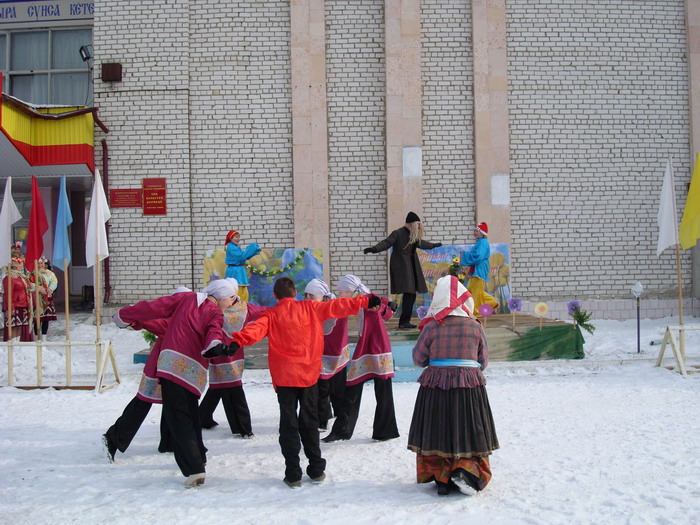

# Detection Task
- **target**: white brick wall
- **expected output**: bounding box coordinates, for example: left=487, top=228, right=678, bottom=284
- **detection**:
left=92, top=0, right=698, bottom=320
left=421, top=0, right=476, bottom=242
left=94, top=1, right=293, bottom=302
left=326, top=0, right=389, bottom=295
left=188, top=1, right=294, bottom=270
left=506, top=0, right=692, bottom=309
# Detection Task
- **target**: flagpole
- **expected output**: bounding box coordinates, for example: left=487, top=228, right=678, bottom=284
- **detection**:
left=64, top=259, right=72, bottom=386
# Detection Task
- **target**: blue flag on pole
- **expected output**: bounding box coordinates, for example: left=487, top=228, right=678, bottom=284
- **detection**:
left=52, top=177, right=73, bottom=270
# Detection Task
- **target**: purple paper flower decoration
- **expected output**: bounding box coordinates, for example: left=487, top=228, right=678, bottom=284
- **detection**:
left=567, top=300, right=581, bottom=315
left=507, top=297, right=522, bottom=312
left=478, top=304, right=494, bottom=317
left=416, top=305, right=429, bottom=320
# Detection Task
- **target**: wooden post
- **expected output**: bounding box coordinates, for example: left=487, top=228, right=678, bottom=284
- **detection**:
left=675, top=245, right=685, bottom=360
left=64, top=258, right=72, bottom=386
left=6, top=270, right=14, bottom=386
left=33, top=263, right=42, bottom=386
left=95, top=256, right=101, bottom=375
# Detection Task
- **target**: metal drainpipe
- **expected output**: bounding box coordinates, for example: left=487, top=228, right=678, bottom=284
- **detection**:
left=101, top=139, right=112, bottom=303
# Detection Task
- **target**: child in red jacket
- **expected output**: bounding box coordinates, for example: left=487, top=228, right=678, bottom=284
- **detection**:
left=229, top=277, right=380, bottom=488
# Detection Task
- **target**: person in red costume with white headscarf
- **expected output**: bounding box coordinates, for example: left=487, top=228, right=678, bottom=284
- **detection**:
left=322, top=274, right=399, bottom=443
left=407, top=275, right=499, bottom=496
left=199, top=278, right=266, bottom=438
left=111, top=279, right=238, bottom=488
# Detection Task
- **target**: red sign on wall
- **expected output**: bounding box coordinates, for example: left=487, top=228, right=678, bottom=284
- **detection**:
left=110, top=189, right=142, bottom=208
left=142, top=178, right=167, bottom=216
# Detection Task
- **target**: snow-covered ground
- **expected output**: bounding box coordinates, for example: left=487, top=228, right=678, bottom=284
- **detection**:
left=0, top=316, right=699, bottom=524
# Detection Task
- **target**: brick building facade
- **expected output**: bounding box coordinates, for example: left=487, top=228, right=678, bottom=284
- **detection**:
left=87, top=0, right=700, bottom=319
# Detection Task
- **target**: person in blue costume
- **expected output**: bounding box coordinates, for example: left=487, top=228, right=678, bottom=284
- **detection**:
left=460, top=222, right=499, bottom=317
left=224, top=230, right=261, bottom=302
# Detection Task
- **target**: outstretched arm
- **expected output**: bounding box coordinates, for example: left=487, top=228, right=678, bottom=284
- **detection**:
left=364, top=229, right=400, bottom=254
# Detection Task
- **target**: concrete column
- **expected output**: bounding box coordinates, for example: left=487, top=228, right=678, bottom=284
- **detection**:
left=686, top=0, right=700, bottom=297
left=290, top=0, right=331, bottom=280
left=471, top=0, right=511, bottom=243
left=385, top=0, right=423, bottom=230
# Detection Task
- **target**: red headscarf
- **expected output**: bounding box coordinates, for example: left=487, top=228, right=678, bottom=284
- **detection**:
left=225, top=230, right=239, bottom=245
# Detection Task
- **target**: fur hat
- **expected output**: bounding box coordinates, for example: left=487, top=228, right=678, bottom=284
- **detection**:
left=476, top=222, right=488, bottom=237
left=405, top=211, right=420, bottom=223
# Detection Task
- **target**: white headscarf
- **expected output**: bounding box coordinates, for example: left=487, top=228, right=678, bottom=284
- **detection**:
left=201, top=279, right=238, bottom=301
left=224, top=277, right=240, bottom=297
left=304, top=278, right=335, bottom=299
left=427, top=275, right=474, bottom=322
left=337, top=274, right=370, bottom=295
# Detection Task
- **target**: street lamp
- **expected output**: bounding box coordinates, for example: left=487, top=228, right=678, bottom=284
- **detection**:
left=631, top=282, right=644, bottom=353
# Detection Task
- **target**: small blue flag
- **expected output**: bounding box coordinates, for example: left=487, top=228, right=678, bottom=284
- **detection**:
left=52, top=177, right=73, bottom=270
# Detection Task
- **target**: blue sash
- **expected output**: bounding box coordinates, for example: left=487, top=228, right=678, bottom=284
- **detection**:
left=429, top=359, right=480, bottom=368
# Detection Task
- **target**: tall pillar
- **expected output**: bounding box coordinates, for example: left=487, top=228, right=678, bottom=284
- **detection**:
left=290, top=0, right=331, bottom=280
left=472, top=0, right=511, bottom=243
left=385, top=0, right=423, bottom=230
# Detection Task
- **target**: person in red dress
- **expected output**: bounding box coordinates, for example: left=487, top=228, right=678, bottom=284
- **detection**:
left=3, top=256, right=35, bottom=342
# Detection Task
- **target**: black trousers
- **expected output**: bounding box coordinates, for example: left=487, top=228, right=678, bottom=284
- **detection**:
left=276, top=385, right=326, bottom=482
left=317, top=368, right=347, bottom=428
left=161, top=379, right=207, bottom=477
left=106, top=396, right=152, bottom=453
left=105, top=395, right=173, bottom=454
left=198, top=386, right=252, bottom=436
left=399, top=293, right=416, bottom=326
left=329, top=378, right=400, bottom=441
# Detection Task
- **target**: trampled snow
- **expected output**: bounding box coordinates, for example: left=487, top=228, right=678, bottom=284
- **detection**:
left=0, top=316, right=699, bottom=524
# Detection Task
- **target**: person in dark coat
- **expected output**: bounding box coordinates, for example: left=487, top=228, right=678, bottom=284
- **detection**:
left=363, top=212, right=441, bottom=328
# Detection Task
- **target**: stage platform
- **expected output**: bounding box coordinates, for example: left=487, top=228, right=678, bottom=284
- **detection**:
left=133, top=314, right=585, bottom=381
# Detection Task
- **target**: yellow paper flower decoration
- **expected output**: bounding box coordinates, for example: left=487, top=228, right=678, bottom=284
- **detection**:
left=534, top=302, right=549, bottom=317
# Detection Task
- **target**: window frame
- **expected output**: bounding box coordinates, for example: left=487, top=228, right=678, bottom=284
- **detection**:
left=0, top=26, right=93, bottom=106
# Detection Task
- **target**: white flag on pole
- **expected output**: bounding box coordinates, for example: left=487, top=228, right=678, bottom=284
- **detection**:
left=0, top=177, right=22, bottom=268
left=85, top=169, right=111, bottom=267
left=657, top=159, right=680, bottom=257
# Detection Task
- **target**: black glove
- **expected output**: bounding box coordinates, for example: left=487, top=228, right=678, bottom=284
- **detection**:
left=387, top=301, right=398, bottom=313
left=203, top=343, right=229, bottom=358
left=433, top=242, right=442, bottom=248
left=225, top=341, right=240, bottom=356
left=367, top=295, right=381, bottom=309
left=363, top=247, right=376, bottom=254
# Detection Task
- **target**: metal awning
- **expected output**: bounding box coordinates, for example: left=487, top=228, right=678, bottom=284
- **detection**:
left=0, top=93, right=108, bottom=193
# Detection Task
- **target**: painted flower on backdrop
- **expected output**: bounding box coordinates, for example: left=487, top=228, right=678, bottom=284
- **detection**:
left=534, top=302, right=549, bottom=317
left=507, top=297, right=522, bottom=312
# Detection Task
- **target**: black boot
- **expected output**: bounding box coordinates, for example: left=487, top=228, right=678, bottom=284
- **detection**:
left=435, top=480, right=450, bottom=496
